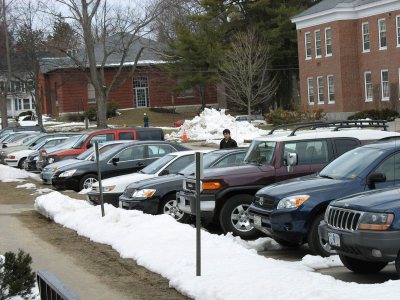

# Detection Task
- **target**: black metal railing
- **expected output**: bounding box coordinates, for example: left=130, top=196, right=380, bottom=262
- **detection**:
left=36, top=271, right=79, bottom=300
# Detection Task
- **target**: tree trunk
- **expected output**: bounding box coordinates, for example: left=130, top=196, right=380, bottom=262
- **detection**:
left=0, top=93, right=7, bottom=129
left=34, top=62, right=43, bottom=127
left=2, top=0, right=10, bottom=129
left=96, top=92, right=107, bottom=128
left=198, top=84, right=206, bottom=110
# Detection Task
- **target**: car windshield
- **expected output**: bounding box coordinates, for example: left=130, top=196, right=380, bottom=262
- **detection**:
left=6, top=133, right=31, bottom=142
left=31, top=140, right=48, bottom=150
left=319, top=147, right=386, bottom=180
left=179, top=152, right=224, bottom=175
left=243, top=141, right=276, bottom=165
left=83, top=143, right=122, bottom=160
left=72, top=133, right=90, bottom=149
left=23, top=135, right=38, bottom=145
left=51, top=135, right=81, bottom=151
left=139, top=154, right=176, bottom=174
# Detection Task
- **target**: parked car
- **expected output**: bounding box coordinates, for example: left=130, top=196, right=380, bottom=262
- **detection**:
left=4, top=137, right=70, bottom=168
left=0, top=125, right=45, bottom=140
left=235, top=115, right=266, bottom=126
left=40, top=140, right=133, bottom=185
left=319, top=186, right=400, bottom=276
left=87, top=150, right=211, bottom=207
left=120, top=148, right=247, bottom=222
left=52, top=141, right=189, bottom=192
left=179, top=120, right=399, bottom=240
left=1, top=131, right=39, bottom=148
left=248, top=139, right=400, bottom=256
left=40, top=127, right=165, bottom=168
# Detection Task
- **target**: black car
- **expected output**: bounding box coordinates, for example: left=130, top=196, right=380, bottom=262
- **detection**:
left=119, top=148, right=247, bottom=222
left=52, top=141, right=189, bottom=191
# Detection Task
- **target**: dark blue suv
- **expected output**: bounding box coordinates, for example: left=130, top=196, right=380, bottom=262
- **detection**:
left=319, top=186, right=400, bottom=276
left=248, top=140, right=400, bottom=256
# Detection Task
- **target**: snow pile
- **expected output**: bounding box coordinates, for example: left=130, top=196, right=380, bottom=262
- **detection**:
left=35, top=191, right=400, bottom=300
left=0, top=165, right=40, bottom=182
left=16, top=183, right=36, bottom=189
left=165, top=108, right=267, bottom=145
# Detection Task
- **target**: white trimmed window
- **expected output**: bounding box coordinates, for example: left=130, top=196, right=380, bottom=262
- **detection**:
left=362, top=22, right=370, bottom=52
left=305, top=32, right=311, bottom=59
left=307, top=77, right=314, bottom=104
left=325, top=28, right=332, bottom=56
left=327, top=75, right=335, bottom=103
left=364, top=72, right=373, bottom=102
left=381, top=69, right=389, bottom=101
left=378, top=19, right=387, bottom=50
left=87, top=83, right=96, bottom=103
left=317, top=76, right=324, bottom=104
left=396, top=16, right=400, bottom=47
left=315, top=30, right=321, bottom=58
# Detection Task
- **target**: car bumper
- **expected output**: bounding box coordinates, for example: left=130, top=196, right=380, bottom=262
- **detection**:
left=177, top=191, right=216, bottom=221
left=4, top=159, right=18, bottom=167
left=52, top=176, right=80, bottom=191
left=319, top=221, right=400, bottom=262
left=118, top=195, right=160, bottom=214
left=87, top=192, right=122, bottom=208
left=41, top=171, right=54, bottom=185
left=36, top=160, right=47, bottom=171
left=248, top=205, right=307, bottom=244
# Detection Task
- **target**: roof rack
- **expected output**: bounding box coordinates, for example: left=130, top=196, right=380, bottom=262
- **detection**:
left=268, top=120, right=388, bottom=137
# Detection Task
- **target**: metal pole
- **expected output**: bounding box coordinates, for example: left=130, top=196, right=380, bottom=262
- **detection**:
left=95, top=142, right=105, bottom=217
left=195, top=152, right=202, bottom=276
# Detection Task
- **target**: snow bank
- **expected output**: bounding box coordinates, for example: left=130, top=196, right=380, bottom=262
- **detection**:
left=0, top=165, right=40, bottom=182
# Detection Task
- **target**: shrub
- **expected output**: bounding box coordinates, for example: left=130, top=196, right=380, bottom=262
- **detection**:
left=0, top=249, right=36, bottom=299
left=266, top=108, right=326, bottom=126
left=348, top=109, right=399, bottom=121
left=65, top=113, right=85, bottom=122
left=83, top=101, right=119, bottom=121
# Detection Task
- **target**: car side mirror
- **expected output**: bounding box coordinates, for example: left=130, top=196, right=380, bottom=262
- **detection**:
left=111, top=157, right=119, bottom=165
left=159, top=169, right=169, bottom=176
left=286, top=153, right=298, bottom=173
left=367, top=172, right=386, bottom=186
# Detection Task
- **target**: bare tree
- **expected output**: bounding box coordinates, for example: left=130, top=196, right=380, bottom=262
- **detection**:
left=219, top=28, right=278, bottom=115
left=48, top=0, right=165, bottom=128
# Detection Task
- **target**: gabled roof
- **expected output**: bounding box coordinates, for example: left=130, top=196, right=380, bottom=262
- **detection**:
left=40, top=35, right=166, bottom=74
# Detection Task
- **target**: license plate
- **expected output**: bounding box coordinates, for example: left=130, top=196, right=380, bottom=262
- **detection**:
left=328, top=232, right=341, bottom=247
left=254, top=215, right=262, bottom=226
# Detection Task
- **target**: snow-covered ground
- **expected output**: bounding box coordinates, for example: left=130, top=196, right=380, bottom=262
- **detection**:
left=33, top=191, right=399, bottom=300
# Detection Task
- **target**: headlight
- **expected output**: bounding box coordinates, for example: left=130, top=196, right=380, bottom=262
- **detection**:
left=277, top=195, right=310, bottom=209
left=48, top=157, right=55, bottom=163
left=358, top=212, right=394, bottom=230
left=103, top=185, right=116, bottom=192
left=132, top=189, right=156, bottom=198
left=59, top=169, right=77, bottom=177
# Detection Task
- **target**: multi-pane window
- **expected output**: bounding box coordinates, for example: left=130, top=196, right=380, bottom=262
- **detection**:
left=381, top=70, right=389, bottom=100
left=87, top=83, right=96, bottom=103
left=133, top=76, right=149, bottom=107
left=327, top=75, right=335, bottom=103
left=315, top=30, right=322, bottom=58
left=364, top=72, right=373, bottom=102
left=305, top=32, right=312, bottom=59
left=307, top=77, right=314, bottom=104
left=397, top=16, right=400, bottom=47
left=317, top=76, right=324, bottom=104
left=325, top=28, right=332, bottom=56
left=378, top=19, right=387, bottom=49
left=362, top=22, right=370, bottom=52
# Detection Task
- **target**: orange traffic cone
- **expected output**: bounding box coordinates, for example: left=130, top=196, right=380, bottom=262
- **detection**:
left=182, top=130, right=188, bottom=141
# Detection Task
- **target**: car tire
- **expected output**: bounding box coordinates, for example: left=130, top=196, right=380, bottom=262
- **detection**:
left=79, top=174, right=98, bottom=192
left=308, top=213, right=336, bottom=257
left=159, top=194, right=190, bottom=223
left=273, top=237, right=301, bottom=248
left=17, top=157, right=26, bottom=169
left=340, top=254, right=388, bottom=273
left=219, top=194, right=261, bottom=240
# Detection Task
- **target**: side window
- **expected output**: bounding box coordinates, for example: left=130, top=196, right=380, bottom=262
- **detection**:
left=45, top=140, right=59, bottom=147
left=284, top=140, right=329, bottom=165
left=165, top=155, right=194, bottom=174
left=374, top=152, right=400, bottom=183
left=148, top=145, right=175, bottom=158
left=212, top=152, right=246, bottom=168
left=334, top=138, right=360, bottom=157
left=115, top=146, right=145, bottom=162
left=119, top=132, right=134, bottom=140
left=88, top=133, right=115, bottom=147
left=136, top=130, right=163, bottom=141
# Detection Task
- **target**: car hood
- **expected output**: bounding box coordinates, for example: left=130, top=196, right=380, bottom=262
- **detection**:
left=331, top=187, right=400, bottom=212
left=58, top=159, right=95, bottom=172
left=201, top=163, right=273, bottom=179
left=256, top=175, right=355, bottom=200
left=8, top=149, right=33, bottom=158
left=92, top=173, right=155, bottom=193
left=43, top=158, right=81, bottom=172
left=126, top=174, right=184, bottom=189
left=4, top=145, right=27, bottom=154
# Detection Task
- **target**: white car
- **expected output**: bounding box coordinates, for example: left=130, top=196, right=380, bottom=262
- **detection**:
left=5, top=137, right=69, bottom=168
left=87, top=149, right=210, bottom=207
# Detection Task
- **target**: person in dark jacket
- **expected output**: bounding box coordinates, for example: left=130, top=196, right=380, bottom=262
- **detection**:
left=220, top=129, right=238, bottom=149
left=144, top=113, right=149, bottom=127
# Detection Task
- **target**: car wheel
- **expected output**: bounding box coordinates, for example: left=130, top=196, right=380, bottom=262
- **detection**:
left=219, top=194, right=261, bottom=240
left=307, top=213, right=336, bottom=257
left=340, top=254, right=388, bottom=273
left=79, top=174, right=98, bottom=191
left=273, top=237, right=301, bottom=248
left=159, top=194, right=190, bottom=223
left=17, top=157, right=26, bottom=169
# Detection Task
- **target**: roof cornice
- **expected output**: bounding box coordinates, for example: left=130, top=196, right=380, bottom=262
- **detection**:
left=292, top=0, right=400, bottom=30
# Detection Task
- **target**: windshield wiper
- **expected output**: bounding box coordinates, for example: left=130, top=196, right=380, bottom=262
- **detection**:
left=319, top=174, right=334, bottom=179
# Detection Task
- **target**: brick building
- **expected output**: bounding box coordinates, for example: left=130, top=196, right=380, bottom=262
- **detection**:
left=38, top=36, right=218, bottom=117
left=292, top=0, right=400, bottom=119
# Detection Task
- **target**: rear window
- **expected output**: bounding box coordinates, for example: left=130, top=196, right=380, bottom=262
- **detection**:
left=136, top=130, right=164, bottom=141
left=119, top=132, right=135, bottom=140
left=334, top=138, right=360, bottom=157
